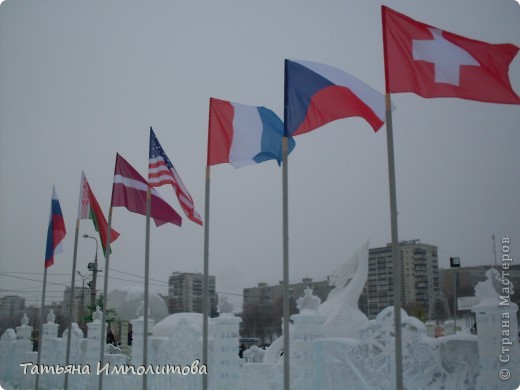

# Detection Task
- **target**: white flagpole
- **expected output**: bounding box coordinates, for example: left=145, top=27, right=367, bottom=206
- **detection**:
left=202, top=165, right=211, bottom=390
left=382, top=11, right=404, bottom=386
left=282, top=62, right=291, bottom=390
left=36, top=187, right=61, bottom=390
left=385, top=93, right=403, bottom=389
left=63, top=219, right=80, bottom=390
left=142, top=187, right=152, bottom=390
left=281, top=136, right=290, bottom=390
left=64, top=173, right=86, bottom=389
left=35, top=265, right=48, bottom=390
left=98, top=205, right=113, bottom=390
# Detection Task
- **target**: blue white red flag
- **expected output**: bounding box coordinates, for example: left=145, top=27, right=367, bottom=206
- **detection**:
left=45, top=186, right=66, bottom=268
left=208, top=98, right=295, bottom=168
left=284, top=60, right=388, bottom=136
left=148, top=128, right=202, bottom=226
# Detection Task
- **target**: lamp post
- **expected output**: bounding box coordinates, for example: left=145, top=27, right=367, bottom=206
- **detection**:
left=77, top=271, right=91, bottom=331
left=450, top=257, right=460, bottom=334
left=83, top=234, right=99, bottom=308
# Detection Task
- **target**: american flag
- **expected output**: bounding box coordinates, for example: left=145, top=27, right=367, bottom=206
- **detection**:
left=148, top=128, right=202, bottom=226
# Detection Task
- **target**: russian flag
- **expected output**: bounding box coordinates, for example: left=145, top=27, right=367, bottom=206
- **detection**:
left=285, top=60, right=388, bottom=136
left=45, top=186, right=66, bottom=268
left=208, top=98, right=295, bottom=168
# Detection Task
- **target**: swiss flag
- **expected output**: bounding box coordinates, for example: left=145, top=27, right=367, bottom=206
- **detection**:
left=382, top=6, right=520, bottom=104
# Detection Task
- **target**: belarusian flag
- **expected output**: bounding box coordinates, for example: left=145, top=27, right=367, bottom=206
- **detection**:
left=79, top=172, right=120, bottom=254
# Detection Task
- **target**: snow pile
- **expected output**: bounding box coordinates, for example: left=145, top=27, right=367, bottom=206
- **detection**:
left=152, top=312, right=203, bottom=337
left=107, top=286, right=169, bottom=323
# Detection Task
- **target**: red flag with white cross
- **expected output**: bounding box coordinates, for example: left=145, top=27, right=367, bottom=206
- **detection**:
left=382, top=6, right=520, bottom=104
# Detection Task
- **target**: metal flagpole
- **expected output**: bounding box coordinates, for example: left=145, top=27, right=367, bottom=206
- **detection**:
left=142, top=187, right=152, bottom=390
left=282, top=136, right=290, bottom=390
left=385, top=93, right=403, bottom=390
left=98, top=206, right=113, bottom=390
left=64, top=219, right=80, bottom=390
left=202, top=165, right=211, bottom=390
left=282, top=62, right=291, bottom=389
left=35, top=265, right=48, bottom=390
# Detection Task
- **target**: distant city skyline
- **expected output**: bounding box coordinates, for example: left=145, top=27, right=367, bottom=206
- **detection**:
left=1, top=0, right=519, bottom=313
left=0, top=238, right=502, bottom=313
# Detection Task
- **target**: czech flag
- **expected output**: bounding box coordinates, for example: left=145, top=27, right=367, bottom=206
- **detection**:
left=207, top=98, right=295, bottom=168
left=284, top=60, right=388, bottom=136
left=45, top=186, right=66, bottom=268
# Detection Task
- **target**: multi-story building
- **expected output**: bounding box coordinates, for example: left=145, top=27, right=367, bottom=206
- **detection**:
left=243, top=278, right=332, bottom=311
left=242, top=278, right=333, bottom=343
left=0, top=295, right=25, bottom=317
left=362, top=240, right=440, bottom=319
left=0, top=295, right=26, bottom=330
left=63, top=286, right=90, bottom=325
left=168, top=272, right=218, bottom=317
left=241, top=241, right=440, bottom=327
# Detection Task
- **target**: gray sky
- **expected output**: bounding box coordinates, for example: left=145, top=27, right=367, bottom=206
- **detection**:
left=1, top=0, right=519, bottom=312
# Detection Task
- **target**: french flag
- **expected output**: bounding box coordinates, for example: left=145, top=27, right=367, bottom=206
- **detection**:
left=284, top=60, right=388, bottom=136
left=45, top=186, right=66, bottom=268
left=207, top=98, right=295, bottom=168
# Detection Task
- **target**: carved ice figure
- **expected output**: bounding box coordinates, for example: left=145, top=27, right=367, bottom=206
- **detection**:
left=62, top=322, right=84, bottom=339
left=471, top=267, right=519, bottom=389
left=317, top=241, right=369, bottom=337
left=20, top=313, right=29, bottom=327
left=262, top=317, right=294, bottom=363
left=244, top=345, right=265, bottom=363
left=0, top=329, right=17, bottom=384
left=93, top=306, right=103, bottom=322
left=47, top=309, right=55, bottom=323
left=136, top=301, right=145, bottom=318
left=474, top=267, right=513, bottom=302
left=263, top=242, right=369, bottom=363
left=218, top=296, right=234, bottom=315
left=136, top=300, right=152, bottom=319
left=296, top=287, right=321, bottom=313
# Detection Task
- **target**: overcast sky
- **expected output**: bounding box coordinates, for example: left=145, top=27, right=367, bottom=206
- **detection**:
left=1, top=0, right=519, bottom=313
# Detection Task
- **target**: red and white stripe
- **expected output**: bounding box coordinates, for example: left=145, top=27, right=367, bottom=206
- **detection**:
left=149, top=156, right=202, bottom=226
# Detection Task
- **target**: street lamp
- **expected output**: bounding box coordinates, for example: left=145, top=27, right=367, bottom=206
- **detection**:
left=77, top=271, right=91, bottom=330
left=450, top=257, right=460, bottom=334
left=83, top=234, right=99, bottom=308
